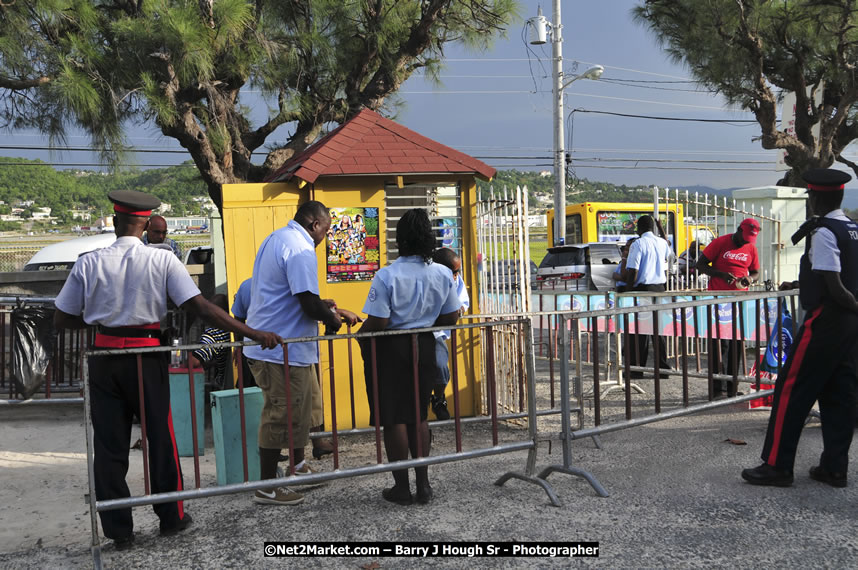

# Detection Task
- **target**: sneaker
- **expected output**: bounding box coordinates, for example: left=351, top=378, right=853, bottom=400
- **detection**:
left=159, top=513, right=193, bottom=536
left=253, top=488, right=304, bottom=506
left=288, top=462, right=328, bottom=489
left=431, top=395, right=451, bottom=421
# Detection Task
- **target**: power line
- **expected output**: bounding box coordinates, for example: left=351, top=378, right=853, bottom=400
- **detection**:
left=442, top=58, right=696, bottom=81
left=400, top=89, right=741, bottom=111
left=571, top=108, right=757, bottom=124
left=0, top=144, right=192, bottom=154
left=597, top=78, right=713, bottom=93
left=576, top=165, right=774, bottom=172
left=572, top=157, right=772, bottom=164
left=0, top=162, right=195, bottom=168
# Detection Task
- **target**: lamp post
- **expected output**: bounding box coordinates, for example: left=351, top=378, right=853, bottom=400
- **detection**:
left=529, top=3, right=603, bottom=246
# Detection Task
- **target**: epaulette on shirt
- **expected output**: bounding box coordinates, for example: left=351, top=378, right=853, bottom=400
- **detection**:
left=77, top=249, right=101, bottom=259
left=791, top=216, right=822, bottom=246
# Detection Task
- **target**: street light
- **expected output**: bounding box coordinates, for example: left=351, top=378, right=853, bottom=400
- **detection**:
left=529, top=4, right=603, bottom=246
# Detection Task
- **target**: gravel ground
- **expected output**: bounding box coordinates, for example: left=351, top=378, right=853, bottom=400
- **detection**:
left=3, top=359, right=857, bottom=569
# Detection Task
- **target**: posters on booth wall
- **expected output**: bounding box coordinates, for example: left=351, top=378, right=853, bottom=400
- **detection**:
left=326, top=207, right=380, bottom=282
left=439, top=218, right=459, bottom=249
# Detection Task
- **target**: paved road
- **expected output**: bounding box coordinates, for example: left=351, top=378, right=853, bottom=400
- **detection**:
left=2, top=396, right=856, bottom=569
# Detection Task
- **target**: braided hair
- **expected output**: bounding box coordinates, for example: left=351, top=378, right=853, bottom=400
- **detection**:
left=396, top=208, right=435, bottom=263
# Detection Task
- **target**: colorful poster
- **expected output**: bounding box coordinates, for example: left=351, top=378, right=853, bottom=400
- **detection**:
left=596, top=211, right=675, bottom=243
left=326, top=207, right=380, bottom=282
left=439, top=218, right=459, bottom=249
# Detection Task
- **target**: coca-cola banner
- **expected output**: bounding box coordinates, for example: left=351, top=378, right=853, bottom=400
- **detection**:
left=534, top=291, right=780, bottom=340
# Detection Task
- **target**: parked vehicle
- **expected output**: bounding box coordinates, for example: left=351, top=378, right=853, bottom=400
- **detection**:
left=24, top=236, right=214, bottom=272
left=483, top=259, right=538, bottom=290
left=547, top=201, right=687, bottom=254
left=535, top=242, right=623, bottom=291
left=23, top=233, right=117, bottom=271
left=184, top=246, right=214, bottom=265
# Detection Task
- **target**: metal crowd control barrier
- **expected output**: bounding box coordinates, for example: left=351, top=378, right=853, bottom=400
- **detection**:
left=0, top=297, right=88, bottom=404
left=81, top=318, right=556, bottom=569
left=526, top=289, right=797, bottom=503
left=0, top=300, right=196, bottom=404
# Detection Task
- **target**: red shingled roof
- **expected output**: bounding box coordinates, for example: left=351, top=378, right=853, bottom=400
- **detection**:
left=266, top=108, right=496, bottom=183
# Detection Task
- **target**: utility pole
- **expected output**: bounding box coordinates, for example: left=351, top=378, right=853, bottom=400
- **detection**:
left=530, top=2, right=601, bottom=246
left=551, top=0, right=566, bottom=246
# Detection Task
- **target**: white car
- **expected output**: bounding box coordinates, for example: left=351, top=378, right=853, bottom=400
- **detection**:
left=23, top=233, right=117, bottom=271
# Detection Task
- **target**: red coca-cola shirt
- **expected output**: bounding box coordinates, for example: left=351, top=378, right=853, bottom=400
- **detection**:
left=702, top=234, right=759, bottom=290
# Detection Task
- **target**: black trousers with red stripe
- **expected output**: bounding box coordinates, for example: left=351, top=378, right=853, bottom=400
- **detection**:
left=89, top=351, right=185, bottom=539
left=761, top=304, right=858, bottom=473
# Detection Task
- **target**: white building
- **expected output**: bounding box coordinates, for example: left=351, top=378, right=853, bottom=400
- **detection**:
left=163, top=216, right=209, bottom=231
left=94, top=217, right=115, bottom=231
left=31, top=207, right=52, bottom=220
left=732, top=185, right=807, bottom=284
left=70, top=210, right=92, bottom=221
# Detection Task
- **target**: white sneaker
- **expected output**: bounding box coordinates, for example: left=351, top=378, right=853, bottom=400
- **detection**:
left=253, top=487, right=304, bottom=506
left=288, top=462, right=328, bottom=489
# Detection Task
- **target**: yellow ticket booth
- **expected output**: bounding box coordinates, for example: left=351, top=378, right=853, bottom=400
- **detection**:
left=221, top=109, right=495, bottom=429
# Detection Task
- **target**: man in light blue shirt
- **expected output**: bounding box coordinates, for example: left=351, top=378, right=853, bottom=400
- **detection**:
left=625, top=216, right=671, bottom=288
left=231, top=278, right=252, bottom=321
left=245, top=201, right=359, bottom=507
left=621, top=215, right=673, bottom=378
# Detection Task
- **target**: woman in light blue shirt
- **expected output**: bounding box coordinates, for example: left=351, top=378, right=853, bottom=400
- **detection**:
left=358, top=209, right=461, bottom=506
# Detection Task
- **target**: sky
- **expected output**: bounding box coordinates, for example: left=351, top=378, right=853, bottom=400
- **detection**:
left=4, top=0, right=852, bottom=192
left=394, top=0, right=777, bottom=191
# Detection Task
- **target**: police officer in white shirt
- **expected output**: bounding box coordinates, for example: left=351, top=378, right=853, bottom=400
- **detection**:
left=743, top=168, right=858, bottom=488
left=54, top=190, right=282, bottom=549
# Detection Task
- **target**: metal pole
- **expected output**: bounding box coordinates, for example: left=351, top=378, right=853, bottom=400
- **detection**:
left=81, top=354, right=101, bottom=557
left=552, top=0, right=565, bottom=246
left=557, top=315, right=571, bottom=468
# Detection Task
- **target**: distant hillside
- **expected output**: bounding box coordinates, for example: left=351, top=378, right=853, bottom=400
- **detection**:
left=0, top=157, right=208, bottom=222
left=476, top=170, right=740, bottom=212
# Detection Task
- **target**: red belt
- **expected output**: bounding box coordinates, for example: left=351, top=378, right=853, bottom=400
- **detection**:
left=94, top=323, right=161, bottom=349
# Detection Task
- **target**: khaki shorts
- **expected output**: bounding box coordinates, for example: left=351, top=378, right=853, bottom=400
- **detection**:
left=310, top=365, right=323, bottom=428
left=249, top=360, right=315, bottom=450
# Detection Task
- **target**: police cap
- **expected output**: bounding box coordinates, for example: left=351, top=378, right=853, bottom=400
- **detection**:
left=801, top=168, right=851, bottom=192
left=108, top=190, right=161, bottom=216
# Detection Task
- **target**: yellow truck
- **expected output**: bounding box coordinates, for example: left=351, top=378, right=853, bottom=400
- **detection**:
left=546, top=201, right=698, bottom=253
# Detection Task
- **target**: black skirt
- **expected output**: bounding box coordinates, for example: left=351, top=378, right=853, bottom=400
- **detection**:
left=360, top=331, right=438, bottom=426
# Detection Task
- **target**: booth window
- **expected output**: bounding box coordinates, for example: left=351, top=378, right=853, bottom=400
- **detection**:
left=384, top=182, right=463, bottom=264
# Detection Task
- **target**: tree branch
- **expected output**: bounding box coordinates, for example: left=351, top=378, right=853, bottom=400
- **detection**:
left=0, top=75, right=51, bottom=89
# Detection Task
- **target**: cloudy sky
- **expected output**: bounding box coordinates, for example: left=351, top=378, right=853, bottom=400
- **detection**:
left=7, top=1, right=853, bottom=192
left=394, top=0, right=784, bottom=191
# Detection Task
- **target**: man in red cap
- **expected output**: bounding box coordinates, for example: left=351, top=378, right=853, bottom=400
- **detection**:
left=54, top=190, right=283, bottom=549
left=696, top=218, right=761, bottom=396
left=742, top=168, right=858, bottom=488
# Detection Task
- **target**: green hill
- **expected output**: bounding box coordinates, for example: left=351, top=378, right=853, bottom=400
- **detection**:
left=0, top=157, right=208, bottom=224
left=477, top=170, right=658, bottom=212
